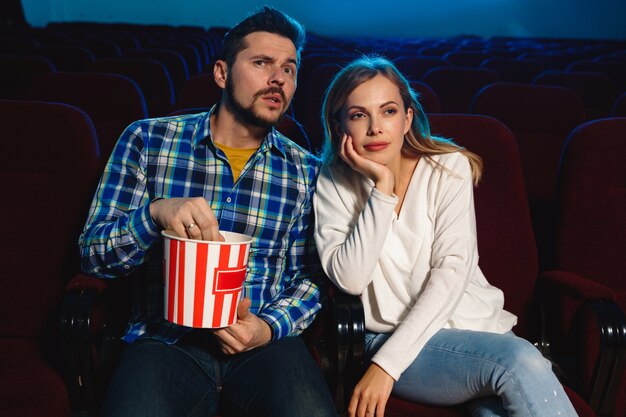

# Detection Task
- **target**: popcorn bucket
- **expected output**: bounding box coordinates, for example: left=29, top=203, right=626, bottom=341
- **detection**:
left=161, top=230, right=253, bottom=328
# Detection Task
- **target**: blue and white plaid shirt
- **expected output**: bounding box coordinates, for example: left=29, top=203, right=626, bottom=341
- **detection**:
left=79, top=106, right=324, bottom=343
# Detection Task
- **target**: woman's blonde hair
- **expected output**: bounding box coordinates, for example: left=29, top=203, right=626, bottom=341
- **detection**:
left=320, top=55, right=482, bottom=184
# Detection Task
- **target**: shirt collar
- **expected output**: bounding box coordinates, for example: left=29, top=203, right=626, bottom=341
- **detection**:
left=194, top=103, right=287, bottom=159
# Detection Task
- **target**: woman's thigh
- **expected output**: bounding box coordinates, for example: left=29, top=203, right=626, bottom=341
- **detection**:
left=368, top=329, right=576, bottom=417
left=367, top=329, right=544, bottom=405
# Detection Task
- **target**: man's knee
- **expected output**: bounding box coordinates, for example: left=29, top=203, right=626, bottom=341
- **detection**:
left=223, top=337, right=337, bottom=416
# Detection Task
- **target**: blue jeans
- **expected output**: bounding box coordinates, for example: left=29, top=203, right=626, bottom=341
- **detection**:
left=365, top=329, right=578, bottom=417
left=103, top=332, right=337, bottom=417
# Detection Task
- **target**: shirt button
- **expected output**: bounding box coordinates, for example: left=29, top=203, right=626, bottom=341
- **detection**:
left=226, top=197, right=232, bottom=203
left=124, top=265, right=130, bottom=270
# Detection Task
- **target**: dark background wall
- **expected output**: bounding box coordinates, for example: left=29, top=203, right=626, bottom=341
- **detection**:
left=20, top=0, right=626, bottom=40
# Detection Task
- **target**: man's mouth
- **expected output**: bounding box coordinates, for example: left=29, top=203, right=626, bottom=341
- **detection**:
left=257, top=88, right=286, bottom=107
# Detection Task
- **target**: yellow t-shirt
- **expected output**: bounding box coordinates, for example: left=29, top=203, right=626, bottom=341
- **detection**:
left=214, top=142, right=259, bottom=181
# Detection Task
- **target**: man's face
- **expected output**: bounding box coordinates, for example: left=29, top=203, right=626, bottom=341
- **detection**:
left=223, top=31, right=298, bottom=129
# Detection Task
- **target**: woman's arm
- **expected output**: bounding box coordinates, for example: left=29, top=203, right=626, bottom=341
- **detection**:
left=314, top=163, right=397, bottom=295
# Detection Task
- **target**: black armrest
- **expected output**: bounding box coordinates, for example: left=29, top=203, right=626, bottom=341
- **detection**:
left=59, top=274, right=129, bottom=413
left=585, top=300, right=626, bottom=416
left=539, top=270, right=626, bottom=416
left=326, top=291, right=366, bottom=411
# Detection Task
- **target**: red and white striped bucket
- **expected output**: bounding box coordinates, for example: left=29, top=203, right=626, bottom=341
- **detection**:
left=161, top=231, right=253, bottom=328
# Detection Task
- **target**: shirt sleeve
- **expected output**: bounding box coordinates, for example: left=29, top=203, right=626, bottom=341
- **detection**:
left=371, top=154, right=479, bottom=380
left=257, top=169, right=325, bottom=340
left=79, top=121, right=162, bottom=278
left=314, top=163, right=398, bottom=295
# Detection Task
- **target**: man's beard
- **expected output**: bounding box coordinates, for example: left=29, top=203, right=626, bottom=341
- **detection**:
left=224, top=77, right=287, bottom=130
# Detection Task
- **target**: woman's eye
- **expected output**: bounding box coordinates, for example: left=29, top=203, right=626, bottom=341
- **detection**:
left=384, top=108, right=397, bottom=115
left=349, top=112, right=365, bottom=120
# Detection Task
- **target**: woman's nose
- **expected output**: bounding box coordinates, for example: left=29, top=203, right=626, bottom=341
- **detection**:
left=367, top=117, right=382, bottom=135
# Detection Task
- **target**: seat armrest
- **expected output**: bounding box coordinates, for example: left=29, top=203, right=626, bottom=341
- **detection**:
left=59, top=274, right=129, bottom=413
left=327, top=291, right=366, bottom=411
left=540, top=270, right=616, bottom=300
left=539, top=270, right=626, bottom=416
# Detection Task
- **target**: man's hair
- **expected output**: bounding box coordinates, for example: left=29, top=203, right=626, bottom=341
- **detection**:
left=218, top=6, right=306, bottom=67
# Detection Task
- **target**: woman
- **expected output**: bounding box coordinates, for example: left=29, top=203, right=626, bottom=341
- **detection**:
left=313, top=55, right=577, bottom=417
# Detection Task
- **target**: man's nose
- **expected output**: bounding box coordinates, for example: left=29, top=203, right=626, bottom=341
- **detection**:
left=269, top=67, right=286, bottom=85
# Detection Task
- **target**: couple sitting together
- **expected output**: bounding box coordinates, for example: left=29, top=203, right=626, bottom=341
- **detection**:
left=79, top=6, right=578, bottom=417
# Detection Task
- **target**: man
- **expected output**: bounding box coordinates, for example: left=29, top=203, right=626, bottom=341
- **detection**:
left=79, top=6, right=336, bottom=417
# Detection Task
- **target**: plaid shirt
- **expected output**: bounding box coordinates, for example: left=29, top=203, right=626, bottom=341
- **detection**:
left=79, top=107, right=324, bottom=343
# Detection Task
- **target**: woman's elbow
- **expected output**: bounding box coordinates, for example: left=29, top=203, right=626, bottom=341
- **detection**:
left=324, top=265, right=367, bottom=295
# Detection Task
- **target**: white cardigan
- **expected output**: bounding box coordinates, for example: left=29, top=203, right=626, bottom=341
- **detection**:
left=314, top=152, right=517, bottom=380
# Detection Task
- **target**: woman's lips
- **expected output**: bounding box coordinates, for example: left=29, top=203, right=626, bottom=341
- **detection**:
left=363, top=142, right=389, bottom=151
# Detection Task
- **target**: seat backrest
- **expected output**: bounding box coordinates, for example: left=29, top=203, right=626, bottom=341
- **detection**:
left=295, top=53, right=354, bottom=120
left=567, top=60, right=626, bottom=93
left=0, top=35, right=40, bottom=54
left=123, top=48, right=190, bottom=96
left=392, top=56, right=451, bottom=80
left=299, top=63, right=342, bottom=153
left=0, top=54, right=56, bottom=99
left=556, top=117, right=626, bottom=291
left=422, top=66, right=501, bottom=113
left=175, top=73, right=222, bottom=110
left=72, top=38, right=122, bottom=59
left=151, top=41, right=202, bottom=75
left=29, top=71, right=148, bottom=161
left=0, top=100, right=101, bottom=339
left=33, top=45, right=95, bottom=72
left=442, top=50, right=492, bottom=67
left=428, top=114, right=538, bottom=338
left=89, top=58, right=175, bottom=117
left=480, top=57, right=545, bottom=83
left=517, top=52, right=572, bottom=70
left=410, top=80, right=442, bottom=114
left=533, top=70, right=617, bottom=120
left=470, top=82, right=586, bottom=204
left=418, top=46, right=455, bottom=57
left=612, top=92, right=626, bottom=117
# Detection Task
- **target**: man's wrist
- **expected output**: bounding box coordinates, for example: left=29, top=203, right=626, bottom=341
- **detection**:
left=261, top=318, right=274, bottom=342
left=149, top=197, right=164, bottom=226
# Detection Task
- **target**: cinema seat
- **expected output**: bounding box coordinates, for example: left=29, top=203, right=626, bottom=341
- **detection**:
left=542, top=117, right=626, bottom=417
left=470, top=82, right=586, bottom=270
left=29, top=71, right=148, bottom=162
left=0, top=100, right=101, bottom=417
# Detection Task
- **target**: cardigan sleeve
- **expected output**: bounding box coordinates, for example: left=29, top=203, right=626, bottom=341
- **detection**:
left=371, top=154, right=479, bottom=380
left=313, top=163, right=397, bottom=295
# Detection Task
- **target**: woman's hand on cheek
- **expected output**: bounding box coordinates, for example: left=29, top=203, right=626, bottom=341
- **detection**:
left=348, top=363, right=394, bottom=417
left=339, top=135, right=394, bottom=195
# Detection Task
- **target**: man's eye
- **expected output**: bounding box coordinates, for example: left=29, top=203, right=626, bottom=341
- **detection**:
left=255, top=60, right=266, bottom=67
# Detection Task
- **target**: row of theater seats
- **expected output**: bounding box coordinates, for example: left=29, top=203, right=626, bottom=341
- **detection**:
left=1, top=24, right=625, bottom=417
left=2, top=98, right=624, bottom=417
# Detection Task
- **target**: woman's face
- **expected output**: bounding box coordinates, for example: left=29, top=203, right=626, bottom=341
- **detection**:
left=337, top=74, right=413, bottom=167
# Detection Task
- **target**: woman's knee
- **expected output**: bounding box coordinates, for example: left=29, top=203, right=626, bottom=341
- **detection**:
left=498, top=335, right=552, bottom=376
